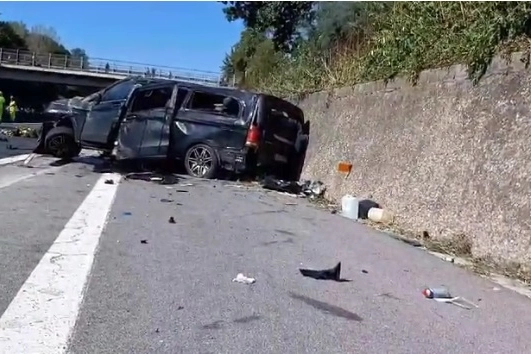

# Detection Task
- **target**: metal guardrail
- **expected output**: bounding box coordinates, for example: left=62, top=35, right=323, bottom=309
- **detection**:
left=0, top=48, right=225, bottom=86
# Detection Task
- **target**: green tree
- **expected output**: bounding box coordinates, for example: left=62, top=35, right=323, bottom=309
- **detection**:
left=0, top=21, right=26, bottom=49
left=70, top=47, right=89, bottom=69
left=221, top=1, right=314, bottom=52
left=220, top=47, right=236, bottom=84
left=221, top=28, right=283, bottom=88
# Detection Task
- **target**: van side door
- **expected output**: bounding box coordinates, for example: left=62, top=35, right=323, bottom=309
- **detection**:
left=115, top=83, right=178, bottom=159
left=79, top=79, right=139, bottom=149
left=173, top=90, right=248, bottom=156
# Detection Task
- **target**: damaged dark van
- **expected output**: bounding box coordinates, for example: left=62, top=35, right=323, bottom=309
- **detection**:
left=36, top=77, right=310, bottom=180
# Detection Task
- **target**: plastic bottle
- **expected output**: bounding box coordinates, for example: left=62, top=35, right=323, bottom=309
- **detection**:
left=422, top=287, right=452, bottom=299
left=341, top=194, right=359, bottom=220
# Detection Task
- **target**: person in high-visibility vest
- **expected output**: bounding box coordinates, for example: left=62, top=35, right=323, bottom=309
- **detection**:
left=8, top=96, right=17, bottom=122
left=0, top=92, right=5, bottom=123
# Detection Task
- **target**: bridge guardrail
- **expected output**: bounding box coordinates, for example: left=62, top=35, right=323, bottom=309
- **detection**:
left=0, top=48, right=225, bottom=86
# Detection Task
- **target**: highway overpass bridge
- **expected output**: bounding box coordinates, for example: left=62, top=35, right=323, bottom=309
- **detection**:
left=0, top=48, right=224, bottom=88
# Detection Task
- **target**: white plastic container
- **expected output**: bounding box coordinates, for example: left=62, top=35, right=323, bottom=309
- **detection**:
left=368, top=207, right=394, bottom=224
left=341, top=194, right=359, bottom=220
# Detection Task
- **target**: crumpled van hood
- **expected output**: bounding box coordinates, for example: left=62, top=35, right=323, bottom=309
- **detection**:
left=44, top=96, right=93, bottom=115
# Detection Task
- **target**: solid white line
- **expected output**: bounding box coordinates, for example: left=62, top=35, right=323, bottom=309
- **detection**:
left=0, top=173, right=122, bottom=354
left=0, top=154, right=31, bottom=166
left=0, top=166, right=62, bottom=190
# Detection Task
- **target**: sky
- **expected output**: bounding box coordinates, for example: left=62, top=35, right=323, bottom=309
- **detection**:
left=0, top=1, right=244, bottom=74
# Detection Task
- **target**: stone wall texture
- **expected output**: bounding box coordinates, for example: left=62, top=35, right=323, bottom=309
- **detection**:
left=297, top=52, right=531, bottom=266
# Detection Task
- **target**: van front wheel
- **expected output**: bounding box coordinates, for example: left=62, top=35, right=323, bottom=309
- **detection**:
left=184, top=144, right=219, bottom=179
left=44, top=126, right=81, bottom=159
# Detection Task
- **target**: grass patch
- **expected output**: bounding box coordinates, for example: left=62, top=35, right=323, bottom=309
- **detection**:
left=241, top=2, right=531, bottom=96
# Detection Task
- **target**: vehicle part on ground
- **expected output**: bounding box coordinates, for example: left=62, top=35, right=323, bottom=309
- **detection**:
left=299, top=262, right=342, bottom=281
left=184, top=144, right=219, bottom=179
left=260, top=176, right=326, bottom=198
left=124, top=171, right=180, bottom=185
left=44, top=126, right=81, bottom=159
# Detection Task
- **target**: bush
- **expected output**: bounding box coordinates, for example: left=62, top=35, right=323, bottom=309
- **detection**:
left=224, top=2, right=531, bottom=96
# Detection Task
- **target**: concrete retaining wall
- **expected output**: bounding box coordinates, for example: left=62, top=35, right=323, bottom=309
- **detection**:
left=298, top=52, right=531, bottom=266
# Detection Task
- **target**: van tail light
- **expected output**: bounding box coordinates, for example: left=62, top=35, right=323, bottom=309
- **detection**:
left=245, top=125, right=261, bottom=149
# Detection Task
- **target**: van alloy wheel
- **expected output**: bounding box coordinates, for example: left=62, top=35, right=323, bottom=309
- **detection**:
left=47, top=134, right=67, bottom=156
left=186, top=145, right=214, bottom=178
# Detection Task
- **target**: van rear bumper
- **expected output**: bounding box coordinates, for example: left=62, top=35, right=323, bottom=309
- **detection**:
left=217, top=147, right=249, bottom=174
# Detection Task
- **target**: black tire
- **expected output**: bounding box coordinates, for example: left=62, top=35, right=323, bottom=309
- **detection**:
left=184, top=144, right=219, bottom=179
left=44, top=126, right=81, bottom=159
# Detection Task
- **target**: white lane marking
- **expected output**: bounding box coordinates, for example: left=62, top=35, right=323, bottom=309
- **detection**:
left=0, top=150, right=103, bottom=190
left=0, top=166, right=62, bottom=190
left=0, top=154, right=31, bottom=166
left=0, top=173, right=122, bottom=354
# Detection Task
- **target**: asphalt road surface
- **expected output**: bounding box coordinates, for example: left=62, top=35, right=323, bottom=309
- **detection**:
left=0, top=151, right=530, bottom=354
left=0, top=136, right=38, bottom=159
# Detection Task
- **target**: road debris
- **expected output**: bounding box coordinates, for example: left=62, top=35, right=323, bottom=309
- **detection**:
left=361, top=269, right=368, bottom=274
left=124, top=171, right=179, bottom=185
left=299, top=262, right=344, bottom=281
left=260, top=176, right=326, bottom=199
left=140, top=239, right=148, bottom=244
left=23, top=153, right=37, bottom=166
left=423, top=286, right=478, bottom=309
left=168, top=217, right=176, bottom=224
left=1, top=126, right=39, bottom=138
left=341, top=195, right=359, bottom=220
left=232, top=273, right=256, bottom=284
left=423, top=287, right=452, bottom=299
left=104, top=179, right=114, bottom=185
left=122, top=212, right=132, bottom=217
left=160, top=198, right=173, bottom=203
left=367, top=207, right=394, bottom=224
left=358, top=199, right=380, bottom=219
left=175, top=189, right=189, bottom=193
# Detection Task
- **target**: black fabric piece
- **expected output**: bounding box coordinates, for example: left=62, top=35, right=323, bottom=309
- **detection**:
left=299, top=262, right=342, bottom=281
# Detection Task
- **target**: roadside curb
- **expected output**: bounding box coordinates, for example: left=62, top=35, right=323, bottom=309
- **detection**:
left=378, top=225, right=531, bottom=300
left=426, top=250, right=531, bottom=300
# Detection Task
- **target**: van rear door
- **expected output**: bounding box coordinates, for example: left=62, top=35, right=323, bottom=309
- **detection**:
left=256, top=95, right=305, bottom=172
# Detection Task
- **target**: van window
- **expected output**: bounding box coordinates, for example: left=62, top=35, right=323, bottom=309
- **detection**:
left=101, top=80, right=136, bottom=102
left=188, top=91, right=240, bottom=118
left=175, top=88, right=189, bottom=109
left=130, top=87, right=172, bottom=113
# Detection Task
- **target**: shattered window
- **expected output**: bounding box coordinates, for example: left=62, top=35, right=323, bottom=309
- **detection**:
left=175, top=89, right=189, bottom=110
left=130, top=87, right=172, bottom=113
left=188, top=91, right=240, bottom=118
left=101, top=80, right=136, bottom=102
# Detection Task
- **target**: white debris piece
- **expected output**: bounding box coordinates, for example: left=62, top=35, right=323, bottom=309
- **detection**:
left=232, top=273, right=256, bottom=284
